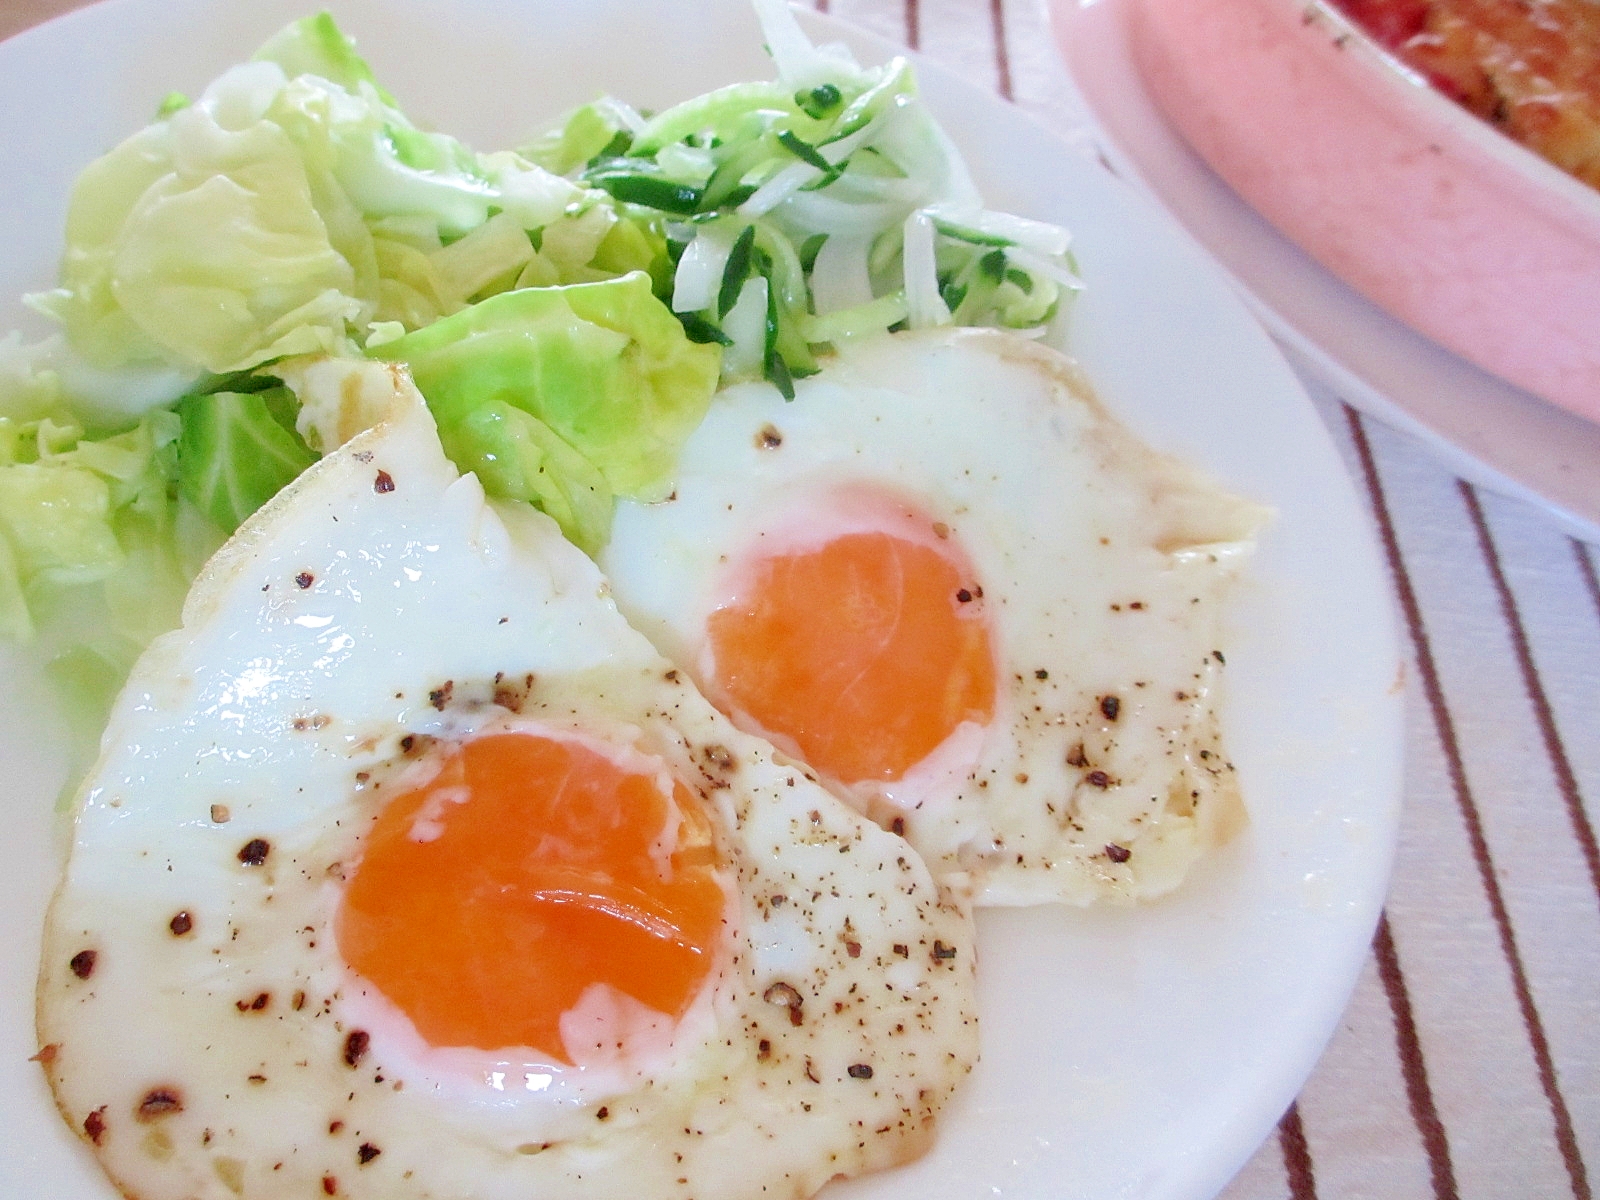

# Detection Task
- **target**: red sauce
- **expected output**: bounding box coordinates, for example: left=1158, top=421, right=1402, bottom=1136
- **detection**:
left=1334, top=0, right=1600, bottom=189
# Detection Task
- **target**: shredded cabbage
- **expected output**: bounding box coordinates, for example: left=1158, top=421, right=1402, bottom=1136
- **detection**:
left=0, top=4, right=1080, bottom=744
left=529, top=0, right=1078, bottom=397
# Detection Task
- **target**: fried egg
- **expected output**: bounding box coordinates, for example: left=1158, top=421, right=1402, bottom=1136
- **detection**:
left=599, top=328, right=1268, bottom=906
left=35, top=367, right=977, bottom=1200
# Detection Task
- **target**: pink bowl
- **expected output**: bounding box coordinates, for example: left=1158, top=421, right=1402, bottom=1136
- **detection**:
left=1125, top=0, right=1600, bottom=424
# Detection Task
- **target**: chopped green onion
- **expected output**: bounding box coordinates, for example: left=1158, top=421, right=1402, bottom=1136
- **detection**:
left=978, top=248, right=1008, bottom=282
left=796, top=83, right=843, bottom=119
left=798, top=232, right=827, bottom=273
left=587, top=168, right=704, bottom=215
left=719, top=224, right=758, bottom=318
left=777, top=130, right=832, bottom=172
left=678, top=313, right=734, bottom=345
left=590, top=129, right=634, bottom=164
left=932, top=217, right=1014, bottom=248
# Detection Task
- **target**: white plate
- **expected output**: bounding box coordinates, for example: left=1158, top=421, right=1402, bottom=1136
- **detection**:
left=0, top=1, right=1405, bottom=1197
left=1048, top=0, right=1600, bottom=546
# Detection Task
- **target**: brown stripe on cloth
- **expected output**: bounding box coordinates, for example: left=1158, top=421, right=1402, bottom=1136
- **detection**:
left=1343, top=406, right=1460, bottom=1198
left=989, top=0, right=1013, bottom=100
left=1460, top=482, right=1600, bottom=914
left=1349, top=406, right=1592, bottom=1200
left=904, top=0, right=920, bottom=50
left=1578, top=540, right=1600, bottom=628
left=1277, top=1103, right=1318, bottom=1200
left=1453, top=482, right=1595, bottom=1200
left=1373, top=915, right=1459, bottom=1200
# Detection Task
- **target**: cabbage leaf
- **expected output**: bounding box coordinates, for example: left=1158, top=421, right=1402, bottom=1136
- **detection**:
left=371, top=271, right=720, bottom=552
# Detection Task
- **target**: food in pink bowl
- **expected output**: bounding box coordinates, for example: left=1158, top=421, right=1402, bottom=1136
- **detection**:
left=1125, top=0, right=1600, bottom=424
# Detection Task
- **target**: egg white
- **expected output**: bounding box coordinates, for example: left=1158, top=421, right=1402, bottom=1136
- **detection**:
left=36, top=367, right=977, bottom=1200
left=600, top=328, right=1269, bottom=906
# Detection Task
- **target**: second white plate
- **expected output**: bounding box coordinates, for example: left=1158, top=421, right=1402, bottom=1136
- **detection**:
left=1049, top=0, right=1600, bottom=545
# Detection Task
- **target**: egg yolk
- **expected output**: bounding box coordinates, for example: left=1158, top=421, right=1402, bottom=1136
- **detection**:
left=336, top=731, right=725, bottom=1063
left=705, top=527, right=996, bottom=785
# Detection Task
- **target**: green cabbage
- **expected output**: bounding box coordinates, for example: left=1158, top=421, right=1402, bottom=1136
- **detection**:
left=0, top=409, right=223, bottom=755
left=371, top=272, right=720, bottom=552
left=176, top=387, right=317, bottom=533
left=27, top=13, right=591, bottom=398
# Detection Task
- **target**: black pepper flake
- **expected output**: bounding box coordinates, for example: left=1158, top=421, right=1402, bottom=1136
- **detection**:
left=295, top=571, right=315, bottom=590
left=1066, top=743, right=1089, bottom=768
left=169, top=911, right=193, bottom=936
left=757, top=1038, right=771, bottom=1061
left=1035, top=668, right=1049, bottom=680
left=428, top=681, right=454, bottom=710
left=236, top=992, right=270, bottom=1013
left=846, top=941, right=862, bottom=958
left=1213, top=649, right=1226, bottom=664
left=343, top=1030, right=370, bottom=1068
left=955, top=588, right=973, bottom=603
left=596, top=1106, right=610, bottom=1121
left=847, top=1063, right=874, bottom=1080
left=756, top=424, right=783, bottom=449
left=890, top=816, right=906, bottom=837
left=69, top=949, right=97, bottom=980
left=1085, top=770, right=1111, bottom=789
left=762, top=982, right=804, bottom=1026
left=136, top=1087, right=184, bottom=1122
left=79, top=1105, right=108, bottom=1145
left=493, top=672, right=535, bottom=713
left=1105, top=843, right=1132, bottom=863
left=357, top=1143, right=381, bottom=1165
left=374, top=469, right=395, bottom=494
left=1100, top=695, right=1120, bottom=721
left=238, top=838, right=270, bottom=866
left=931, top=941, right=957, bottom=961
left=322, top=1175, right=338, bottom=1196
left=329, top=1120, right=345, bottom=1134
left=399, top=733, right=435, bottom=758
left=893, top=943, right=909, bottom=958
left=702, top=744, right=735, bottom=772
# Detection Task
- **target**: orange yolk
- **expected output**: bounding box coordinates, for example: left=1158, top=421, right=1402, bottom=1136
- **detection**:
left=336, top=731, right=725, bottom=1063
left=705, top=529, right=996, bottom=785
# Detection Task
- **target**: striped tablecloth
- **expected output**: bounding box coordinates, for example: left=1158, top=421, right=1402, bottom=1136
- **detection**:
left=4, top=1, right=1596, bottom=1197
